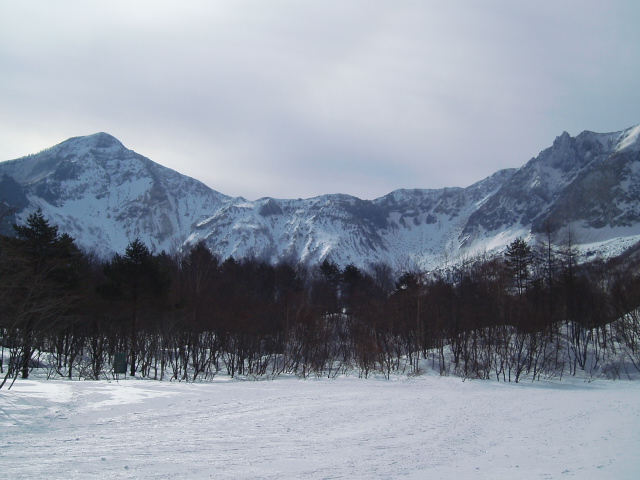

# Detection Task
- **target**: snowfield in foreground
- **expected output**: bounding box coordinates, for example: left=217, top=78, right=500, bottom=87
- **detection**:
left=1, top=375, right=639, bottom=479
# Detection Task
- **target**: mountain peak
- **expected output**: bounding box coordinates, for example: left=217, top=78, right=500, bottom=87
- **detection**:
left=555, top=130, right=571, bottom=140
left=59, top=132, right=124, bottom=151
left=81, top=131, right=121, bottom=145
left=614, top=124, right=640, bottom=153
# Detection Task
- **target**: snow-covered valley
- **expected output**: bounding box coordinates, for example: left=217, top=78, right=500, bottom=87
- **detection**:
left=2, top=374, right=638, bottom=479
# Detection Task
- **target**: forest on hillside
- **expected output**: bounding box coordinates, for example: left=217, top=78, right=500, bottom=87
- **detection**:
left=1, top=209, right=640, bottom=389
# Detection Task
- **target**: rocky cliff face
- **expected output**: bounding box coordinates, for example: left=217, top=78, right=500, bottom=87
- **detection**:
left=462, top=127, right=640, bottom=247
left=1, top=126, right=639, bottom=267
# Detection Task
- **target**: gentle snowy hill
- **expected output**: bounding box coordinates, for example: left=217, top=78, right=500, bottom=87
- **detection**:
left=1, top=126, right=640, bottom=266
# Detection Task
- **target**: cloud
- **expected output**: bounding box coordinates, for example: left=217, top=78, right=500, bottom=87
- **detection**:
left=0, top=1, right=638, bottom=200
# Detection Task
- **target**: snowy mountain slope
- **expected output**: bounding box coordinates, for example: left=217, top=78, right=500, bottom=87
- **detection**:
left=0, top=133, right=229, bottom=257
left=460, top=126, right=640, bottom=255
left=189, top=194, right=391, bottom=266
left=1, top=126, right=639, bottom=267
left=542, top=128, right=640, bottom=231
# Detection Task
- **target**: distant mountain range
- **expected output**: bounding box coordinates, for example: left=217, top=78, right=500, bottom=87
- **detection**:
left=1, top=125, right=640, bottom=269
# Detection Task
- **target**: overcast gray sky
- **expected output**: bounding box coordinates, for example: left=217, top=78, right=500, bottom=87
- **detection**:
left=1, top=1, right=638, bottom=200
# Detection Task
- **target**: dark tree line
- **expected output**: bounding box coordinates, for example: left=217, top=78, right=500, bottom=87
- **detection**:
left=2, top=211, right=640, bottom=388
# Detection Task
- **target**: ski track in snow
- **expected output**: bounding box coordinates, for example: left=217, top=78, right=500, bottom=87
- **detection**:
left=1, top=376, right=639, bottom=479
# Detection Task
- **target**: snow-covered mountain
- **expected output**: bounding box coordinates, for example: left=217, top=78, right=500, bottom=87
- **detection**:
left=1, top=126, right=640, bottom=267
left=0, top=133, right=228, bottom=257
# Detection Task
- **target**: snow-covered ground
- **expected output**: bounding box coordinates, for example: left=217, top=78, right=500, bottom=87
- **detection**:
left=1, top=374, right=639, bottom=479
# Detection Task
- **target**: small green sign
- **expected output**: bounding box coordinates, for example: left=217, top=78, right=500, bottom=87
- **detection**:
left=114, top=353, right=127, bottom=374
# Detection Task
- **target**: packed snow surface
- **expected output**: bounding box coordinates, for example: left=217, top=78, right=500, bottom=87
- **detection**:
left=1, top=375, right=639, bottom=479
